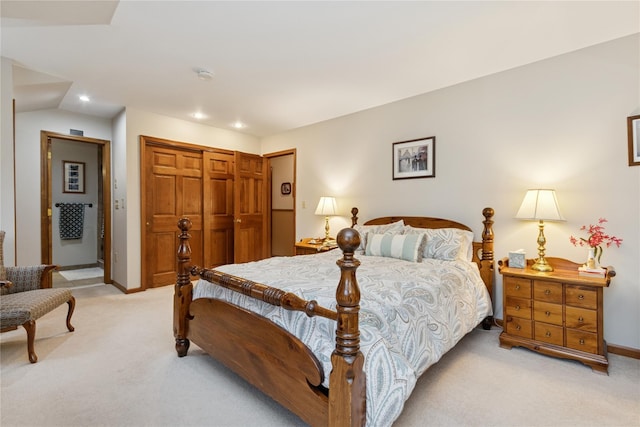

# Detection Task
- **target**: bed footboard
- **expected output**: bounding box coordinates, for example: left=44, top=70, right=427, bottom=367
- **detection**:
left=174, top=218, right=366, bottom=427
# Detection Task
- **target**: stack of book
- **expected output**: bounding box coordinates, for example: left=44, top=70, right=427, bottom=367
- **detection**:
left=578, top=265, right=606, bottom=278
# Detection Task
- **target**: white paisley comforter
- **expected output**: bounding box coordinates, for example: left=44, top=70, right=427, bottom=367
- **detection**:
left=192, top=250, right=492, bottom=426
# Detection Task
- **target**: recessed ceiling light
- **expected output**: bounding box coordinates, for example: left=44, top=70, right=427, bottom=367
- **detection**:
left=79, top=95, right=90, bottom=102
left=231, top=121, right=246, bottom=129
left=193, top=112, right=206, bottom=119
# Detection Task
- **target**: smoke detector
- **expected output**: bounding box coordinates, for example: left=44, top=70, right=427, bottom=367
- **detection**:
left=195, top=68, right=214, bottom=81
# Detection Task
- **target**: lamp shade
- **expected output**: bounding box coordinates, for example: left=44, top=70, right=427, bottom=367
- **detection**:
left=515, top=189, right=564, bottom=221
left=315, top=197, right=337, bottom=216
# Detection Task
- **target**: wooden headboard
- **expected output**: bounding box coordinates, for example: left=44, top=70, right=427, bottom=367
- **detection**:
left=349, top=206, right=495, bottom=306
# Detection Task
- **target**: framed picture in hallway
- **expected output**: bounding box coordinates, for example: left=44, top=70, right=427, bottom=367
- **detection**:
left=392, top=136, right=435, bottom=180
left=63, top=161, right=85, bottom=193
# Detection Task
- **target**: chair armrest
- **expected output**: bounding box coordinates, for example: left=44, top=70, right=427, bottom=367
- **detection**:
left=0, top=280, right=13, bottom=288
left=5, top=265, right=56, bottom=293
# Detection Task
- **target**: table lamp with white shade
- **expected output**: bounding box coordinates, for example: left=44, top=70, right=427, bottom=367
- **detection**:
left=515, top=189, right=565, bottom=272
left=315, top=196, right=337, bottom=243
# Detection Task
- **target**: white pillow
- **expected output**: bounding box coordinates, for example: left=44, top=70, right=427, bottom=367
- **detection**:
left=365, top=232, right=427, bottom=262
left=353, top=219, right=404, bottom=253
left=403, top=225, right=474, bottom=261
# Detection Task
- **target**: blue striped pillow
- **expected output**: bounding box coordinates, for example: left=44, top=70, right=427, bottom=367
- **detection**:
left=365, top=232, right=427, bottom=262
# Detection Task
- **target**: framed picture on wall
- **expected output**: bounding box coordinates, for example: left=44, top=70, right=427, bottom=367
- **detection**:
left=628, top=115, right=640, bottom=166
left=63, top=160, right=85, bottom=193
left=281, top=182, right=292, bottom=195
left=392, top=136, right=436, bottom=180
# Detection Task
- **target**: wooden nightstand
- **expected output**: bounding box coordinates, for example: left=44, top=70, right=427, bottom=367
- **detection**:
left=295, top=238, right=338, bottom=255
left=498, top=257, right=615, bottom=374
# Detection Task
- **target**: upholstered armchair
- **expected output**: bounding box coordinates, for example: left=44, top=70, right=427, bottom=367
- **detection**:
left=0, top=231, right=76, bottom=363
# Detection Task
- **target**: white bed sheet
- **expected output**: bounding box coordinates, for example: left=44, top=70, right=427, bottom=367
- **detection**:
left=192, top=250, right=492, bottom=426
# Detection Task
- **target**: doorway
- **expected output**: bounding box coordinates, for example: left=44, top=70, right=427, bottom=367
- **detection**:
left=265, top=149, right=296, bottom=256
left=40, top=131, right=112, bottom=287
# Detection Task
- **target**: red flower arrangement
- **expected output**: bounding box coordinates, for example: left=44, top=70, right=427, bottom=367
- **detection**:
left=569, top=218, right=623, bottom=264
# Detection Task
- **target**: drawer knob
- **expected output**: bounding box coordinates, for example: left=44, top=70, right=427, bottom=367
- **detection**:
left=544, top=289, right=551, bottom=295
left=578, top=316, right=584, bottom=323
left=578, top=294, right=585, bottom=300
left=579, top=339, right=585, bottom=345
left=545, top=331, right=551, bottom=337
left=545, top=311, right=551, bottom=316
left=515, top=325, right=521, bottom=331
left=515, top=305, right=520, bottom=311
left=515, top=284, right=520, bottom=290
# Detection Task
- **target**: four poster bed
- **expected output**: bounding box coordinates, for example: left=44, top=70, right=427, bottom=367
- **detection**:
left=173, top=207, right=495, bottom=426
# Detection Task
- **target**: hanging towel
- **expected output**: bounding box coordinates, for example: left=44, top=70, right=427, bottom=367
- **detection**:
left=59, top=203, right=85, bottom=240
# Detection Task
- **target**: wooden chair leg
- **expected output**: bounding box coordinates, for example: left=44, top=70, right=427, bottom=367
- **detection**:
left=66, top=296, right=76, bottom=332
left=22, top=320, right=38, bottom=363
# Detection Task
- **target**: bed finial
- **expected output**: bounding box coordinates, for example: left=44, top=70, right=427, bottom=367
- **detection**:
left=351, top=207, right=359, bottom=226
left=175, top=217, right=193, bottom=357
left=337, top=227, right=360, bottom=259
left=481, top=207, right=494, bottom=262
left=330, top=227, right=366, bottom=425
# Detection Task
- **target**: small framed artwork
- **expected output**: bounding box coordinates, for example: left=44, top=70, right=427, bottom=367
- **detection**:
left=63, top=160, right=85, bottom=193
left=628, top=115, right=640, bottom=166
left=392, top=136, right=435, bottom=180
left=280, top=182, right=292, bottom=195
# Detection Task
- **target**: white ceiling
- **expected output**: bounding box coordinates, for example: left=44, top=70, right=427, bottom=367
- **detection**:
left=2, top=1, right=638, bottom=137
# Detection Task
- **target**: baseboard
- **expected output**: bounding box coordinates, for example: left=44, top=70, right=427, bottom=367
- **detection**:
left=492, top=319, right=638, bottom=359
left=110, top=280, right=127, bottom=294
left=608, top=344, right=640, bottom=359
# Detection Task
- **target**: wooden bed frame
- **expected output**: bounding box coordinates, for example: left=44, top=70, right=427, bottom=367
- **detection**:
left=173, top=207, right=495, bottom=427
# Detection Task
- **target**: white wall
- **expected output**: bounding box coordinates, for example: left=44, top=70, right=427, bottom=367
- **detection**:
left=13, top=109, right=112, bottom=265
left=121, top=108, right=261, bottom=289
left=6, top=106, right=260, bottom=291
left=262, top=35, right=640, bottom=349
left=1, top=58, right=16, bottom=264
left=111, top=110, right=127, bottom=287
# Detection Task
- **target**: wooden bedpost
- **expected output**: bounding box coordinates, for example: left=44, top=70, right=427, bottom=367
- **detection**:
left=350, top=207, right=359, bottom=227
left=329, top=228, right=366, bottom=427
left=480, top=207, right=495, bottom=330
left=174, top=217, right=193, bottom=357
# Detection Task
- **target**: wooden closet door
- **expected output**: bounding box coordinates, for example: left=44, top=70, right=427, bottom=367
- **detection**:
left=144, top=145, right=203, bottom=288
left=202, top=151, right=235, bottom=268
left=234, top=152, right=269, bottom=263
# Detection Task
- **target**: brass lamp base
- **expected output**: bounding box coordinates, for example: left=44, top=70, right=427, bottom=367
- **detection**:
left=531, top=220, right=554, bottom=272
left=531, top=257, right=553, bottom=272
left=322, top=237, right=336, bottom=247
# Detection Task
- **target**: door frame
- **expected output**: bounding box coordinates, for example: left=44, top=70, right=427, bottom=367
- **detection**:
left=40, top=131, right=112, bottom=284
left=263, top=149, right=296, bottom=257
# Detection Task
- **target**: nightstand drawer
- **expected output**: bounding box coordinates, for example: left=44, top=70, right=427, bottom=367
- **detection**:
left=566, top=285, right=597, bottom=309
left=505, top=296, right=532, bottom=319
left=533, top=301, right=563, bottom=326
left=505, top=317, right=532, bottom=338
left=566, top=329, right=598, bottom=354
left=533, top=280, right=562, bottom=303
left=534, top=322, right=564, bottom=346
left=504, top=277, right=531, bottom=298
left=565, top=306, right=597, bottom=332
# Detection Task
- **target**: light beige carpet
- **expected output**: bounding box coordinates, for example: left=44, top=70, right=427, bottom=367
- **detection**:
left=1, top=284, right=638, bottom=427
